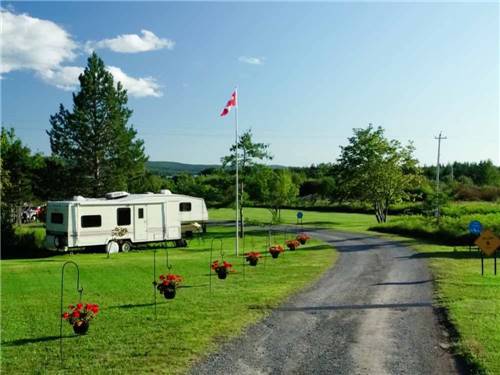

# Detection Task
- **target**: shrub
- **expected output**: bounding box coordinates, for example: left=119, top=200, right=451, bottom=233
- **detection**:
left=370, top=214, right=500, bottom=245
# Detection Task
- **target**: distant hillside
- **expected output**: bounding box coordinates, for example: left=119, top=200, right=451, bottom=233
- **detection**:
left=147, top=161, right=287, bottom=176
left=147, top=161, right=220, bottom=176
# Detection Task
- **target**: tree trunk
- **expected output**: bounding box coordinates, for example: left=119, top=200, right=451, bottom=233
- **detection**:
left=374, top=201, right=386, bottom=223
left=239, top=181, right=244, bottom=238
left=93, top=157, right=101, bottom=197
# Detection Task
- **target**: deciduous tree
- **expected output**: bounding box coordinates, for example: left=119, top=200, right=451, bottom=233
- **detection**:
left=336, top=124, right=421, bottom=223
left=222, top=129, right=272, bottom=235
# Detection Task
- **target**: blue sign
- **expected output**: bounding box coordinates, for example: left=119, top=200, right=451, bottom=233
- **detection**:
left=297, top=211, right=304, bottom=219
left=468, top=220, right=482, bottom=235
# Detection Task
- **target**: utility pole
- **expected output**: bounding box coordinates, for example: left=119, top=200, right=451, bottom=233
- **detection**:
left=434, top=132, right=447, bottom=221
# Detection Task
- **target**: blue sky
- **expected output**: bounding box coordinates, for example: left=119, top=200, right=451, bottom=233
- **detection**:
left=1, top=2, right=499, bottom=167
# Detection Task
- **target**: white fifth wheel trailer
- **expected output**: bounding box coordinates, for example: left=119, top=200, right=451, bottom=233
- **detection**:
left=44, top=190, right=208, bottom=252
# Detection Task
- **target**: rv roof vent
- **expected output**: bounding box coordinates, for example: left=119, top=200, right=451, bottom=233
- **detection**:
left=160, top=189, right=172, bottom=195
left=105, top=191, right=129, bottom=200
left=73, top=195, right=86, bottom=201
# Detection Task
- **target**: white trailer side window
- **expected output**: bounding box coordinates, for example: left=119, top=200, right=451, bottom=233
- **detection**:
left=180, top=202, right=191, bottom=212
left=51, top=212, right=63, bottom=224
left=117, top=208, right=131, bottom=226
left=81, top=215, right=102, bottom=228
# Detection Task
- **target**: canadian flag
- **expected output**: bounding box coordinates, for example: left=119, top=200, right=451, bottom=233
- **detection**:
left=220, top=91, right=237, bottom=117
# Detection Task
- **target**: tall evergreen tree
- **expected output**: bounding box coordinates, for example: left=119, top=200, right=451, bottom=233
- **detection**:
left=47, top=52, right=147, bottom=197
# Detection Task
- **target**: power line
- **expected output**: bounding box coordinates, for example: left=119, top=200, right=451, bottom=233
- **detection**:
left=434, top=131, right=447, bottom=221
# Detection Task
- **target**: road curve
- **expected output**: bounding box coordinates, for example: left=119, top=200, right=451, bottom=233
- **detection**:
left=190, top=229, right=461, bottom=375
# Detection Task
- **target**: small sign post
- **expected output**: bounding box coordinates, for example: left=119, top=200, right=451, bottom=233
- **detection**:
left=296, top=211, right=303, bottom=226
left=474, top=229, right=500, bottom=276
left=468, top=220, right=482, bottom=251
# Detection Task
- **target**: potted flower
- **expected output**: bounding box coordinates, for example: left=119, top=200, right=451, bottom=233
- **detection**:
left=268, top=245, right=284, bottom=259
left=62, top=303, right=99, bottom=335
left=156, top=274, right=183, bottom=299
left=211, top=260, right=233, bottom=279
left=245, top=251, right=262, bottom=266
left=285, top=239, right=301, bottom=251
left=296, top=233, right=311, bottom=245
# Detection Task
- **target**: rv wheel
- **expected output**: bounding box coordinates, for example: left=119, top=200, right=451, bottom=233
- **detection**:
left=175, top=239, right=188, bottom=248
left=106, top=241, right=120, bottom=254
left=121, top=241, right=132, bottom=252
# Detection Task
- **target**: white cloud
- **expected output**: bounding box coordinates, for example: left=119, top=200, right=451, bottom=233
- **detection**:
left=238, top=56, right=265, bottom=65
left=36, top=65, right=162, bottom=97
left=0, top=10, right=163, bottom=98
left=37, top=66, right=83, bottom=91
left=86, top=30, right=174, bottom=53
left=106, top=66, right=162, bottom=98
left=0, top=9, right=77, bottom=74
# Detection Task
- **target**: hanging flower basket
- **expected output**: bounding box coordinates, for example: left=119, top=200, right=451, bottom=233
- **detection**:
left=62, top=303, right=99, bottom=336
left=296, top=233, right=311, bottom=245
left=212, top=260, right=233, bottom=280
left=162, top=284, right=177, bottom=299
left=269, top=245, right=285, bottom=259
left=157, top=274, right=183, bottom=300
left=286, top=239, right=301, bottom=251
left=73, top=320, right=89, bottom=335
left=245, top=251, right=262, bottom=266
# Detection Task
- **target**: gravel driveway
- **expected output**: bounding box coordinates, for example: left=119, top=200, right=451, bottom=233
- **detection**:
left=190, top=229, right=460, bottom=375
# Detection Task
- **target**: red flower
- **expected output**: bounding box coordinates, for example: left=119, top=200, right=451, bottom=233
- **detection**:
left=62, top=312, right=69, bottom=319
left=159, top=274, right=165, bottom=280
left=76, top=303, right=83, bottom=310
left=72, top=311, right=80, bottom=318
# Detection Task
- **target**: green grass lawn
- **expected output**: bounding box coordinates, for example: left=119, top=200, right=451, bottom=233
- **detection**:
left=211, top=207, right=500, bottom=374
left=1, top=226, right=336, bottom=374
left=209, top=207, right=377, bottom=232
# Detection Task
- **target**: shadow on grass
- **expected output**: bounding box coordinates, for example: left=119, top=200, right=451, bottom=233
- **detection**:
left=396, top=251, right=483, bottom=260
left=300, top=244, right=332, bottom=251
left=2, top=335, right=77, bottom=347
left=109, top=302, right=156, bottom=309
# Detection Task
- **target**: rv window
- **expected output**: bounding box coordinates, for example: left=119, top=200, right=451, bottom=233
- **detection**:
left=117, top=208, right=131, bottom=226
left=180, top=202, right=192, bottom=212
left=81, top=215, right=101, bottom=228
left=51, top=212, right=63, bottom=224
left=138, top=208, right=144, bottom=219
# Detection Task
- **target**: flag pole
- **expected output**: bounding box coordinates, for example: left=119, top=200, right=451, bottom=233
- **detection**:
left=235, top=87, right=239, bottom=256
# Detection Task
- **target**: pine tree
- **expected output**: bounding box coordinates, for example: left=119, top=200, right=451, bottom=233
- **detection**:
left=47, top=52, right=147, bottom=197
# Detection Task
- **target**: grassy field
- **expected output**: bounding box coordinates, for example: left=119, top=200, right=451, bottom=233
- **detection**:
left=1, top=226, right=336, bottom=374
left=213, top=206, right=500, bottom=374
left=370, top=213, right=500, bottom=245
left=210, top=207, right=377, bottom=232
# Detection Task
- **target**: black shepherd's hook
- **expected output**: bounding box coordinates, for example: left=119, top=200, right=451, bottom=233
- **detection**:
left=152, top=249, right=157, bottom=319
left=166, top=247, right=172, bottom=271
left=60, top=261, right=83, bottom=364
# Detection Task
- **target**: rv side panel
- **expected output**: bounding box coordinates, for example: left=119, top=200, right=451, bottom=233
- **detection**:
left=147, top=204, right=163, bottom=241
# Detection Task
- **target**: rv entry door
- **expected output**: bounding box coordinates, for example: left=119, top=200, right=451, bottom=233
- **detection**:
left=134, top=206, right=147, bottom=242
